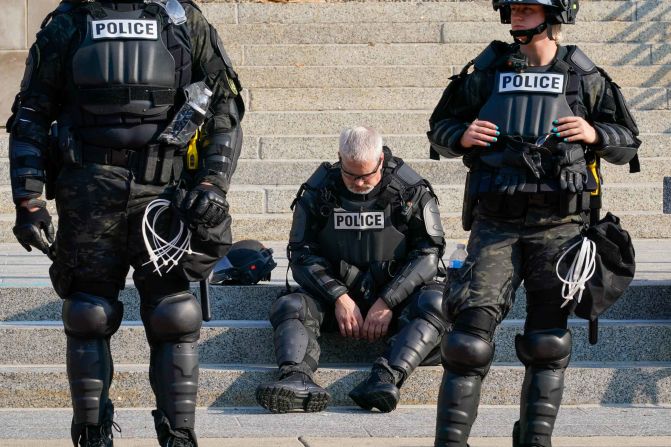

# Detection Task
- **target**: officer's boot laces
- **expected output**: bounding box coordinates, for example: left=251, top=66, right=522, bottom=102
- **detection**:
left=349, top=358, right=402, bottom=412
left=82, top=420, right=120, bottom=447
left=165, top=429, right=196, bottom=447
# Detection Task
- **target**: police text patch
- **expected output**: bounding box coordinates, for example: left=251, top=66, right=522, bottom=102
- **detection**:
left=92, top=20, right=159, bottom=40
left=334, top=212, right=385, bottom=230
left=498, top=73, right=565, bottom=94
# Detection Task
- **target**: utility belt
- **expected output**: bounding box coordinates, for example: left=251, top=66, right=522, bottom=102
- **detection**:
left=66, top=141, right=184, bottom=186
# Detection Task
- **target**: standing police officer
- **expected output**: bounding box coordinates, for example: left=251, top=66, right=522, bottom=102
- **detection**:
left=428, top=1, right=640, bottom=446
left=7, top=1, right=243, bottom=446
left=255, top=127, right=447, bottom=414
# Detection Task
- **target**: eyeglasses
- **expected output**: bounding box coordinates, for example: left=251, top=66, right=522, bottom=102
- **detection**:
left=340, top=157, right=383, bottom=182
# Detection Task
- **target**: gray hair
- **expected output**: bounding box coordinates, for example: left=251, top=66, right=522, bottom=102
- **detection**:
left=338, top=126, right=383, bottom=162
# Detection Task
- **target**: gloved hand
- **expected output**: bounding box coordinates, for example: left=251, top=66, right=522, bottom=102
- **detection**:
left=13, top=199, right=55, bottom=256
left=555, top=145, right=588, bottom=193
left=501, top=143, right=544, bottom=179
left=173, top=183, right=229, bottom=228
left=494, top=166, right=528, bottom=196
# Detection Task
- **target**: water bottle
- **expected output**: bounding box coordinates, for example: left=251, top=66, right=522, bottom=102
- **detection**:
left=448, top=243, right=468, bottom=269
left=159, top=81, right=212, bottom=147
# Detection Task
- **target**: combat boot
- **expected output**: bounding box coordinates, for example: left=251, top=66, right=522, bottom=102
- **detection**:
left=162, top=429, right=196, bottom=447
left=349, top=357, right=403, bottom=412
left=76, top=423, right=115, bottom=447
left=255, top=371, right=330, bottom=413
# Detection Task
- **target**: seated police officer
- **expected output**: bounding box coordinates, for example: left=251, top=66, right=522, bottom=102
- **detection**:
left=7, top=1, right=243, bottom=446
left=255, top=127, right=447, bottom=413
left=428, top=1, right=640, bottom=446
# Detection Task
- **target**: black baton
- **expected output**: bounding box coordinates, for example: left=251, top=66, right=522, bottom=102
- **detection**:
left=199, top=278, right=211, bottom=322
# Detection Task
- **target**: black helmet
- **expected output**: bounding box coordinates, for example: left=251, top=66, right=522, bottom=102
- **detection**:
left=210, top=240, right=277, bottom=285
left=493, top=0, right=579, bottom=25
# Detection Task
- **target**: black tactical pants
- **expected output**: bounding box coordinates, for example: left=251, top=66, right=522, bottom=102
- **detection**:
left=50, top=162, right=203, bottom=440
left=270, top=282, right=447, bottom=380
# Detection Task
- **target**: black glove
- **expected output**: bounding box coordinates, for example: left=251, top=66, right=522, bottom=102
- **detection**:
left=502, top=143, right=544, bottom=179
left=174, top=183, right=229, bottom=229
left=13, top=199, right=55, bottom=256
left=495, top=166, right=528, bottom=196
left=555, top=145, right=588, bottom=193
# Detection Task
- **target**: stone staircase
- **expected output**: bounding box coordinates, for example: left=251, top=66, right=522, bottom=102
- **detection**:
left=0, top=0, right=670, bottom=438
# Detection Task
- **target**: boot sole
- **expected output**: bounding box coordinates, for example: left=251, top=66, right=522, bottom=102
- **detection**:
left=256, top=384, right=330, bottom=414
left=349, top=388, right=399, bottom=413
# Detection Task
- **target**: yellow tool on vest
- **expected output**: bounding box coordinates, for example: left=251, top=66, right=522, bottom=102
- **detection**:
left=186, top=128, right=200, bottom=170
left=587, top=159, right=600, bottom=196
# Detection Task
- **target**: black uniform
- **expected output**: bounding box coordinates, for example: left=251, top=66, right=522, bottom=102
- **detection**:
left=428, top=40, right=640, bottom=447
left=257, top=147, right=447, bottom=413
left=6, top=1, right=243, bottom=446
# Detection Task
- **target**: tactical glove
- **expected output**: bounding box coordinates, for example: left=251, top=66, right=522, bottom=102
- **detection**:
left=502, top=143, right=544, bottom=180
left=174, top=183, right=229, bottom=229
left=495, top=166, right=528, bottom=196
left=555, top=145, right=588, bottom=193
left=13, top=199, right=55, bottom=256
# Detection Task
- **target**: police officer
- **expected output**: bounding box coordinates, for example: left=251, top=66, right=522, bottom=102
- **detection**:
left=255, top=127, right=447, bottom=413
left=428, top=1, right=640, bottom=446
left=7, top=1, right=243, bottom=446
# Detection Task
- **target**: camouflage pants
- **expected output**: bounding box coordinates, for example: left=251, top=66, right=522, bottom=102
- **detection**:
left=444, top=215, right=582, bottom=331
left=49, top=162, right=189, bottom=302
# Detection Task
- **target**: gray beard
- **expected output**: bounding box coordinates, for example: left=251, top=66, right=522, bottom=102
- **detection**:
left=345, top=184, right=375, bottom=195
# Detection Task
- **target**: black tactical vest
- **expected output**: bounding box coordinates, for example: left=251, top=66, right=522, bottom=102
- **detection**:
left=478, top=67, right=573, bottom=140
left=64, top=1, right=192, bottom=149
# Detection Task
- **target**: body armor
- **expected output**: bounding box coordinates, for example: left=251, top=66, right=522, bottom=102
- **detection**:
left=65, top=2, right=192, bottom=149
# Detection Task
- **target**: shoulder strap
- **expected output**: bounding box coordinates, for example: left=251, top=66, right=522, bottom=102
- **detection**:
left=40, top=0, right=85, bottom=29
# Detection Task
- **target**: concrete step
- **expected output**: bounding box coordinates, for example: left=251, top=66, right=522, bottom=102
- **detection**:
left=0, top=320, right=669, bottom=365
left=1, top=211, right=671, bottom=242
left=237, top=65, right=671, bottom=89
left=243, top=110, right=671, bottom=136
left=2, top=406, right=671, bottom=441
left=246, top=86, right=669, bottom=112
left=0, top=182, right=665, bottom=216
left=0, top=158, right=667, bottom=188
left=0, top=282, right=669, bottom=323
left=239, top=43, right=668, bottom=67
left=208, top=1, right=668, bottom=24
left=2, top=133, right=671, bottom=161
left=0, top=363, right=669, bottom=407
left=214, top=22, right=671, bottom=45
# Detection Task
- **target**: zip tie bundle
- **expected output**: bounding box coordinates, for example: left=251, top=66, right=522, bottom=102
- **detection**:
left=142, top=199, right=200, bottom=276
left=555, top=236, right=597, bottom=308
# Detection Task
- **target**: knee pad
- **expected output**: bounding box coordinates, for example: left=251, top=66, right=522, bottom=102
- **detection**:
left=413, top=287, right=448, bottom=333
left=441, top=330, right=495, bottom=377
left=269, top=293, right=306, bottom=328
left=515, top=328, right=572, bottom=369
left=148, top=292, right=202, bottom=343
left=62, top=293, right=123, bottom=338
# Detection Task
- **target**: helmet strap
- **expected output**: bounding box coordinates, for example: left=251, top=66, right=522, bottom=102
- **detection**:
left=509, top=21, right=548, bottom=45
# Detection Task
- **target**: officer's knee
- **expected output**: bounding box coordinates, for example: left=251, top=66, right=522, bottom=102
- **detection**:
left=147, top=292, right=202, bottom=343
left=515, top=329, right=572, bottom=369
left=414, top=288, right=448, bottom=333
left=269, top=293, right=306, bottom=328
left=62, top=292, right=123, bottom=338
left=441, top=330, right=494, bottom=377
left=441, top=308, right=496, bottom=376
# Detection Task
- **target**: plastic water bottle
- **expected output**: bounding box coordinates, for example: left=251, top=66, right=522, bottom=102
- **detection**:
left=159, top=81, right=212, bottom=146
left=448, top=243, right=468, bottom=269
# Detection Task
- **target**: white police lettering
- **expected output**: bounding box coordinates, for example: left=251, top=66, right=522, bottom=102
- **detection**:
left=92, top=20, right=158, bottom=40
left=499, top=73, right=565, bottom=94
left=334, top=212, right=385, bottom=230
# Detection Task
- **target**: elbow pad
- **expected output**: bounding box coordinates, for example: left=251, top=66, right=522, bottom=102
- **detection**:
left=593, top=123, right=641, bottom=165
left=381, top=253, right=439, bottom=308
left=428, top=120, right=469, bottom=159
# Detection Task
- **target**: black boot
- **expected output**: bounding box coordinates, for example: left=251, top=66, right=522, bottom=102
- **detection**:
left=72, top=400, right=117, bottom=447
left=349, top=357, right=403, bottom=412
left=255, top=371, right=330, bottom=413
left=153, top=410, right=197, bottom=447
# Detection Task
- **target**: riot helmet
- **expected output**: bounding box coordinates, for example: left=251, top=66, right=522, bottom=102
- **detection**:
left=210, top=240, right=277, bottom=285
left=493, top=0, right=579, bottom=44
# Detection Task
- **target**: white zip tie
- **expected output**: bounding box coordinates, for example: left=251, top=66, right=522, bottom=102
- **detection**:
left=555, top=236, right=597, bottom=308
left=142, top=199, right=201, bottom=276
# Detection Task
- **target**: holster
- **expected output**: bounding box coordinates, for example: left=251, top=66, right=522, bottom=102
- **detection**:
left=462, top=171, right=478, bottom=231
left=45, top=123, right=63, bottom=200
